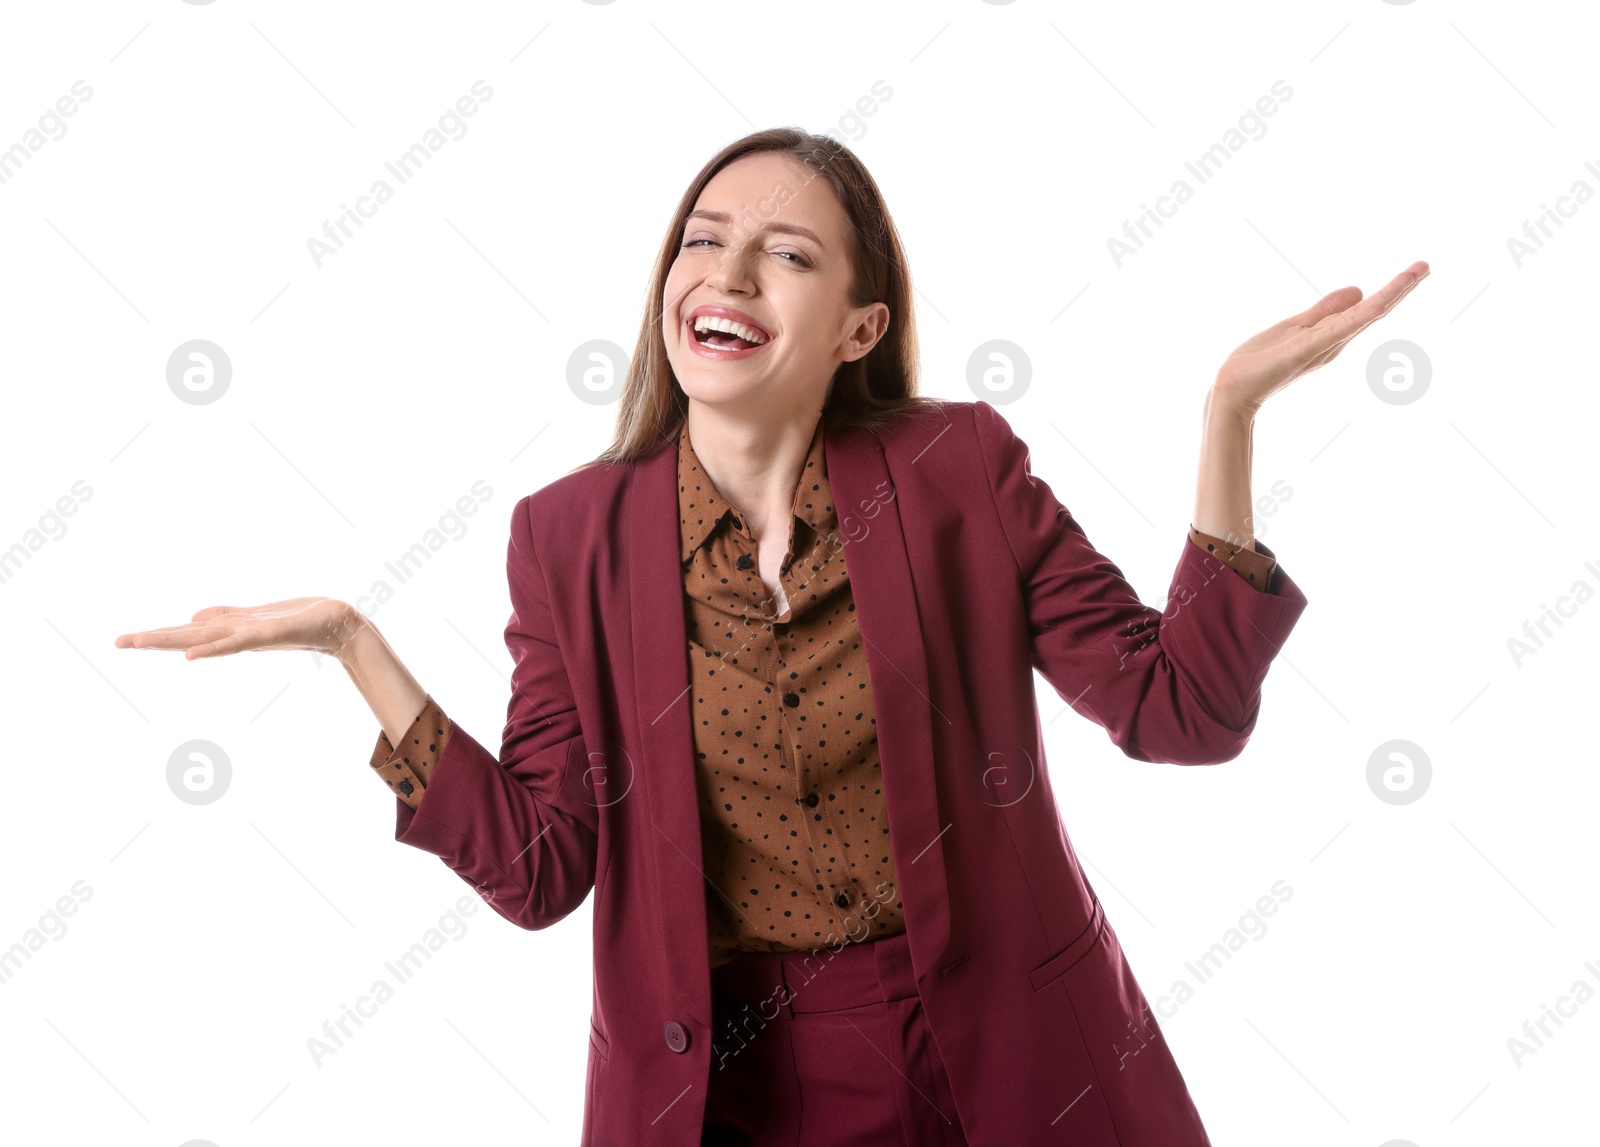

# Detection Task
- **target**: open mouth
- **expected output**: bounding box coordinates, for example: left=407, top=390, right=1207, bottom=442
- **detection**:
left=687, top=316, right=773, bottom=355
left=694, top=326, right=756, bottom=350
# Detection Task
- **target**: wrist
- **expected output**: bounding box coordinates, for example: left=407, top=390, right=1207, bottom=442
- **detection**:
left=1205, top=385, right=1258, bottom=429
left=333, top=602, right=379, bottom=668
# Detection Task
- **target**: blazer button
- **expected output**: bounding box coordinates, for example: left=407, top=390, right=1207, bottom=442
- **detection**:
left=783, top=692, right=800, bottom=707
left=663, top=1020, right=689, bottom=1054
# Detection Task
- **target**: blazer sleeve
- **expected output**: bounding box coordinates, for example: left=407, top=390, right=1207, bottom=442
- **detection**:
left=971, top=400, right=1309, bottom=765
left=389, top=493, right=601, bottom=930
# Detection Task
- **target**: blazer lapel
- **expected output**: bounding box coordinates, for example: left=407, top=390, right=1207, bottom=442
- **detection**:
left=626, top=438, right=713, bottom=1016
left=825, top=422, right=952, bottom=983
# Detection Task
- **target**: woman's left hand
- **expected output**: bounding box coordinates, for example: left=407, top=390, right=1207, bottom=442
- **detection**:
left=1213, top=260, right=1430, bottom=416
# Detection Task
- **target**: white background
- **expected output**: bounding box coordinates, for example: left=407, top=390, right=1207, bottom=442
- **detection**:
left=1, top=1, right=1594, bottom=1144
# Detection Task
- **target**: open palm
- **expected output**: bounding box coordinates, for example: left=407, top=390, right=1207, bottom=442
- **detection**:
left=114, top=596, right=358, bottom=661
left=1216, top=260, right=1430, bottom=415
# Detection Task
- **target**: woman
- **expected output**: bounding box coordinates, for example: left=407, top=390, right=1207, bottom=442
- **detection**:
left=117, top=129, right=1427, bottom=1145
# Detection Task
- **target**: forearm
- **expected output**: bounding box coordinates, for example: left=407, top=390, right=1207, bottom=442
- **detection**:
left=337, top=605, right=429, bottom=746
left=1191, top=388, right=1258, bottom=551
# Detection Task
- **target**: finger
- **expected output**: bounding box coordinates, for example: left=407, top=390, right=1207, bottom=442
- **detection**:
left=1283, top=286, right=1364, bottom=333
left=185, top=638, right=238, bottom=660
left=115, top=626, right=192, bottom=648
left=116, top=622, right=226, bottom=650
left=193, top=599, right=317, bottom=621
left=1359, top=262, right=1430, bottom=316
left=117, top=633, right=190, bottom=651
left=1302, top=264, right=1429, bottom=361
left=118, top=610, right=245, bottom=647
left=1347, top=262, right=1429, bottom=324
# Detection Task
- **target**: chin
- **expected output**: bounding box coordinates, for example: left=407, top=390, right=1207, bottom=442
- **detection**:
left=678, top=376, right=765, bottom=405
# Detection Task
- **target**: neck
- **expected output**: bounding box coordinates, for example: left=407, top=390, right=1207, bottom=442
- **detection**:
left=685, top=400, right=822, bottom=541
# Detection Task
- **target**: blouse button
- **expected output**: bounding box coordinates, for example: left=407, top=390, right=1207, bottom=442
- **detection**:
left=803, top=792, right=820, bottom=808
left=834, top=891, right=851, bottom=909
left=736, top=553, right=753, bottom=569
left=783, top=692, right=800, bottom=707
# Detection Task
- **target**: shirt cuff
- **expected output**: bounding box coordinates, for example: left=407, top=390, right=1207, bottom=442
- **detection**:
left=1188, top=525, right=1278, bottom=594
left=368, top=693, right=453, bottom=809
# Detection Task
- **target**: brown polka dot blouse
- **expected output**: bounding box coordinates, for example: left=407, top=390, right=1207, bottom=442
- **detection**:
left=368, top=418, right=1280, bottom=971
left=674, top=415, right=905, bottom=969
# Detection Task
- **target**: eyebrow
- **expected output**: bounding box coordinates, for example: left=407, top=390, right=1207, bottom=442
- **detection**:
left=684, top=209, right=826, bottom=250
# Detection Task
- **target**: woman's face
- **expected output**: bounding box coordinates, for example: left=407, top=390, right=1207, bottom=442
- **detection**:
left=662, top=151, right=888, bottom=418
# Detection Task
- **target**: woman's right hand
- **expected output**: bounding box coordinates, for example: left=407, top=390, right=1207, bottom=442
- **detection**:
left=114, top=597, right=363, bottom=662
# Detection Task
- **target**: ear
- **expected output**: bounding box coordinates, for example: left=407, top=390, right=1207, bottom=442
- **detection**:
left=839, top=302, right=891, bottom=363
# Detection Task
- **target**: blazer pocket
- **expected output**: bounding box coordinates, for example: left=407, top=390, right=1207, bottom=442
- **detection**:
left=1027, top=899, right=1107, bottom=993
left=589, top=1019, right=610, bottom=1063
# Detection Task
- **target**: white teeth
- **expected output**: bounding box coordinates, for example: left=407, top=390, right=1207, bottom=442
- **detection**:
left=692, top=315, right=768, bottom=345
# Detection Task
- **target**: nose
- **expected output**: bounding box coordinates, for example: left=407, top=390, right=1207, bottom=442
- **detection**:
left=703, top=240, right=757, bottom=295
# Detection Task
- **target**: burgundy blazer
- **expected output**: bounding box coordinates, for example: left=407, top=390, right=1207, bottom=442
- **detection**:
left=392, top=398, right=1309, bottom=1145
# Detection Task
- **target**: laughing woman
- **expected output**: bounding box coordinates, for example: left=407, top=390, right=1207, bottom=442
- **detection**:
left=116, top=128, right=1427, bottom=1146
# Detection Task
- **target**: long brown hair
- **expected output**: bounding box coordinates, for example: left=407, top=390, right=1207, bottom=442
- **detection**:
left=577, top=127, right=945, bottom=472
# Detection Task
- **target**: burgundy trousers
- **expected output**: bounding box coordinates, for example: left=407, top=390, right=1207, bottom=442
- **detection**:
left=701, top=930, right=969, bottom=1146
